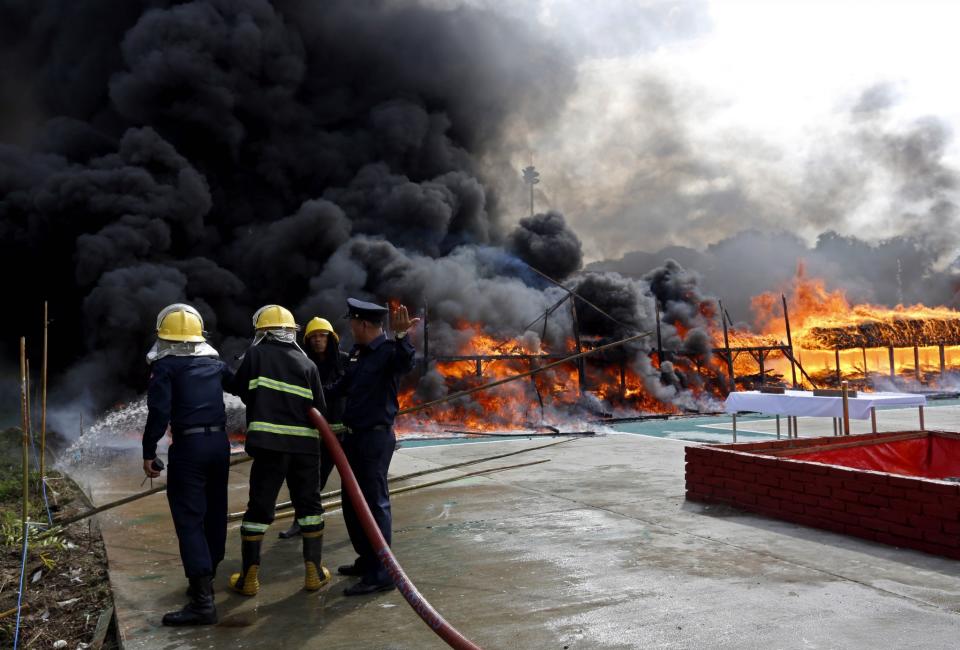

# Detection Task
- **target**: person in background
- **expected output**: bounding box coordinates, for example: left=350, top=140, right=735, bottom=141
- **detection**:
left=279, top=317, right=348, bottom=539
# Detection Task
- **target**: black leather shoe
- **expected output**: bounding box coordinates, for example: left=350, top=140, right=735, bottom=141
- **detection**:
left=343, top=580, right=395, bottom=597
left=337, top=563, right=364, bottom=576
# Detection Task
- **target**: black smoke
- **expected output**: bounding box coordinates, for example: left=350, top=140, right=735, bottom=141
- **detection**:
left=1, top=0, right=731, bottom=428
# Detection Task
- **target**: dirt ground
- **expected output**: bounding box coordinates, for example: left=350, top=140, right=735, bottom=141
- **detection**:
left=0, top=427, right=118, bottom=649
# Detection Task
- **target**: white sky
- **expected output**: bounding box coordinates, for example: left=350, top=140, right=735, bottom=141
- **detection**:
left=498, top=0, right=960, bottom=260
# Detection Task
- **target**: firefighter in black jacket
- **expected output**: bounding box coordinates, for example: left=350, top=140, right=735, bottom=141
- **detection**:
left=280, top=316, right=348, bottom=539
left=141, top=304, right=234, bottom=626
left=327, top=298, right=419, bottom=596
left=229, top=305, right=330, bottom=595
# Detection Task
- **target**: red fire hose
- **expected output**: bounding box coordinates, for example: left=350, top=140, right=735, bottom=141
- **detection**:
left=308, top=408, right=482, bottom=650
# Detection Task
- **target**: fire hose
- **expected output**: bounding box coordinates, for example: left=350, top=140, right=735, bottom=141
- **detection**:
left=307, top=407, right=482, bottom=650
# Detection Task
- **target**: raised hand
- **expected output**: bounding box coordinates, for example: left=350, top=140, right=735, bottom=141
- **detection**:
left=390, top=304, right=421, bottom=335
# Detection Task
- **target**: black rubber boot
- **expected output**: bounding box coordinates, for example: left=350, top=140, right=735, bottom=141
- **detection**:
left=162, top=575, right=217, bottom=626
left=229, top=536, right=262, bottom=596
left=302, top=529, right=331, bottom=591
left=279, top=520, right=301, bottom=539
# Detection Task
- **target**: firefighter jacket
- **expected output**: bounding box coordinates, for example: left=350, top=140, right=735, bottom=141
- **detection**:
left=233, top=339, right=326, bottom=455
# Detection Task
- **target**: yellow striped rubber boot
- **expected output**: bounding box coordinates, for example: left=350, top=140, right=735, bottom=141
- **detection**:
left=302, top=529, right=331, bottom=591
left=229, top=535, right=262, bottom=596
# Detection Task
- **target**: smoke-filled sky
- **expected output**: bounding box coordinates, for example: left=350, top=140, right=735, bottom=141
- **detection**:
left=1, top=0, right=958, bottom=426
left=478, top=0, right=960, bottom=267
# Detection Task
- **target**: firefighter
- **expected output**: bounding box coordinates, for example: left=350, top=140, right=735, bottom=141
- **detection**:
left=141, top=303, right=234, bottom=626
left=229, top=305, right=330, bottom=596
left=280, top=317, right=348, bottom=539
left=327, top=298, right=419, bottom=596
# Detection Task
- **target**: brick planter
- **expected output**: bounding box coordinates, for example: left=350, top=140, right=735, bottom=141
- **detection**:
left=685, top=430, right=960, bottom=559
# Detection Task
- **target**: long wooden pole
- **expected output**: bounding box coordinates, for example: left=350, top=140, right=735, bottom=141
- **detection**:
left=41, top=301, right=48, bottom=479
left=271, top=459, right=549, bottom=523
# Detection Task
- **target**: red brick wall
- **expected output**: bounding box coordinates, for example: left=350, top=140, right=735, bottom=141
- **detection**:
left=685, top=432, right=960, bottom=560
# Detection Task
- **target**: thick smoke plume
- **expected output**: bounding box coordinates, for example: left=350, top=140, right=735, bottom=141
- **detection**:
left=2, top=0, right=725, bottom=427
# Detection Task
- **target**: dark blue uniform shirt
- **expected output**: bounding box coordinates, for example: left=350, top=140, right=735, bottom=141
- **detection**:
left=327, top=333, right=416, bottom=431
left=143, top=355, right=234, bottom=460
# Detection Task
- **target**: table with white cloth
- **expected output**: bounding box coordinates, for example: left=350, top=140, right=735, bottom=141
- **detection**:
left=722, top=390, right=928, bottom=440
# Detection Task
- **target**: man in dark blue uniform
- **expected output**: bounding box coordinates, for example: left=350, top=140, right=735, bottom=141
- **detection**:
left=327, top=298, right=419, bottom=596
left=141, top=304, right=234, bottom=626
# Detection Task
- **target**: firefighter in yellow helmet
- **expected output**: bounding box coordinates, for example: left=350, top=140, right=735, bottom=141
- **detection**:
left=229, top=305, right=330, bottom=596
left=141, top=304, right=234, bottom=626
left=279, top=317, right=349, bottom=539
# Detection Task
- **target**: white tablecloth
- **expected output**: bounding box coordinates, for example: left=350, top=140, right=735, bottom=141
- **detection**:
left=724, top=390, right=926, bottom=420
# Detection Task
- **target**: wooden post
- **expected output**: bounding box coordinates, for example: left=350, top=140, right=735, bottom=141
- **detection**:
left=914, top=344, right=921, bottom=383
left=940, top=344, right=946, bottom=379
left=475, top=359, right=482, bottom=377
left=758, top=351, right=765, bottom=387
left=870, top=406, right=877, bottom=433
left=861, top=347, right=868, bottom=384
left=835, top=349, right=841, bottom=386
left=832, top=418, right=838, bottom=436
left=793, top=415, right=799, bottom=438
left=888, top=346, right=896, bottom=379
left=782, top=294, right=798, bottom=388
left=919, top=405, right=925, bottom=431
left=569, top=298, right=586, bottom=394
left=41, top=301, right=48, bottom=480
left=732, top=413, right=737, bottom=442
left=841, top=380, right=851, bottom=436
left=654, top=301, right=664, bottom=365
left=776, top=414, right=781, bottom=439
left=720, top=300, right=735, bottom=385
left=787, top=415, right=793, bottom=438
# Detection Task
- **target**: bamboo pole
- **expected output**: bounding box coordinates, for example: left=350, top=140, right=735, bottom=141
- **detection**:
left=234, top=437, right=575, bottom=519
left=782, top=294, right=798, bottom=388
left=41, top=301, right=48, bottom=479
left=269, top=459, right=549, bottom=523
left=20, top=338, right=29, bottom=531
left=719, top=300, right=734, bottom=386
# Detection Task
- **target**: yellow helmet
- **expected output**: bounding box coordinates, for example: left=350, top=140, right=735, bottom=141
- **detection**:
left=253, top=304, right=298, bottom=330
left=156, top=304, right=205, bottom=342
left=304, top=317, right=339, bottom=343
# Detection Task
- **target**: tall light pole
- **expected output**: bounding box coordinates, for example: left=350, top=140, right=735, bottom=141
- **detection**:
left=522, top=165, right=539, bottom=217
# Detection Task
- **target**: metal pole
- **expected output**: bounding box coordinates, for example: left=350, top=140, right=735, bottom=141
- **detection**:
left=835, top=349, right=841, bottom=386
left=569, top=298, right=586, bottom=394
left=732, top=413, right=737, bottom=442
left=871, top=406, right=877, bottom=433
left=421, top=301, right=429, bottom=377
left=861, top=347, right=868, bottom=385
left=793, top=416, right=799, bottom=438
left=940, top=344, right=946, bottom=379
left=919, top=405, right=925, bottom=431
left=782, top=294, right=798, bottom=388
left=833, top=418, right=838, bottom=436
left=888, top=346, right=896, bottom=380
left=776, top=414, right=781, bottom=439
left=654, top=301, right=663, bottom=365
left=41, top=301, right=48, bottom=480
left=841, top=380, right=851, bottom=436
